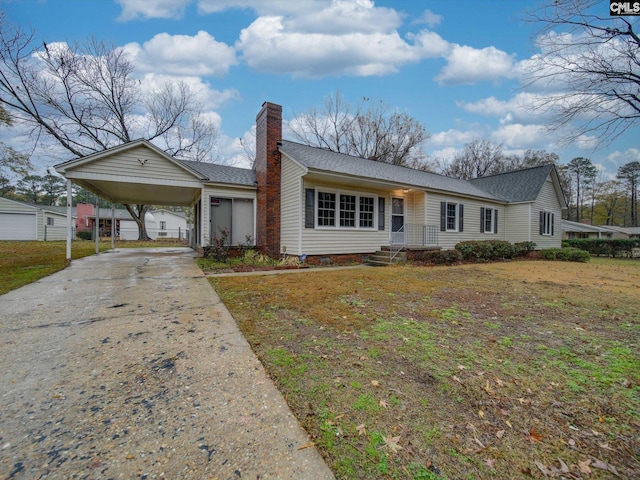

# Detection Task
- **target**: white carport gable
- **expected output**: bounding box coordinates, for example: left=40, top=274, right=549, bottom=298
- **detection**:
left=55, top=140, right=207, bottom=206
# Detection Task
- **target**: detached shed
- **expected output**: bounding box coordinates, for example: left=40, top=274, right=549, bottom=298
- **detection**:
left=0, top=197, right=72, bottom=241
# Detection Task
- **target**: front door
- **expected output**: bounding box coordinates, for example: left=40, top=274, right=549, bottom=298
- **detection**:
left=210, top=197, right=232, bottom=245
left=391, top=197, right=405, bottom=245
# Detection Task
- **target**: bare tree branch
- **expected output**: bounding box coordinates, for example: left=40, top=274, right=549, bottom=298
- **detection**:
left=522, top=0, right=640, bottom=147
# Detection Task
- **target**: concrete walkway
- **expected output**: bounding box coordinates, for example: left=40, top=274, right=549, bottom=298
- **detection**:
left=0, top=247, right=334, bottom=480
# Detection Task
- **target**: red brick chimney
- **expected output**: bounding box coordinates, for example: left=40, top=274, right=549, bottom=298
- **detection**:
left=255, top=102, right=282, bottom=257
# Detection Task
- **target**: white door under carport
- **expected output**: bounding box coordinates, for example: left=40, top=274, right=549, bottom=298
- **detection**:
left=0, top=213, right=37, bottom=240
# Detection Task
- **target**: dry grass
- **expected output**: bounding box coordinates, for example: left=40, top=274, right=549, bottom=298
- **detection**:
left=210, top=259, right=640, bottom=479
left=0, top=239, right=188, bottom=295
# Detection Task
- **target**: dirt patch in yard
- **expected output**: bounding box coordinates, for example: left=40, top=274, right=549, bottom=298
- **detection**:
left=211, top=259, right=640, bottom=480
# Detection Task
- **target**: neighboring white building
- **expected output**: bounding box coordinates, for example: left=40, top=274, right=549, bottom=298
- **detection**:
left=0, top=197, right=71, bottom=241
left=119, top=209, right=188, bottom=240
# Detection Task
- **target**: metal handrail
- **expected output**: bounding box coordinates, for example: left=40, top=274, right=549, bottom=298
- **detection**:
left=390, top=225, right=405, bottom=261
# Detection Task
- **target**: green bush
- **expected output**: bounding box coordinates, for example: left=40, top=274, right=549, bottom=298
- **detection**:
left=513, top=241, right=537, bottom=256
left=539, top=247, right=590, bottom=262
left=454, top=240, right=519, bottom=262
left=76, top=231, right=92, bottom=240
left=411, top=249, right=462, bottom=265
left=564, top=238, right=640, bottom=257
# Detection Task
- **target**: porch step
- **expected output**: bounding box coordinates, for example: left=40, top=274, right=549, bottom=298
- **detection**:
left=365, top=248, right=407, bottom=266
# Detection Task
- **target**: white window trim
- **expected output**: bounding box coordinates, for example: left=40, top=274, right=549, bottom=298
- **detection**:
left=482, top=207, right=497, bottom=234
left=315, top=188, right=378, bottom=230
left=445, top=202, right=460, bottom=232
left=541, top=211, right=553, bottom=236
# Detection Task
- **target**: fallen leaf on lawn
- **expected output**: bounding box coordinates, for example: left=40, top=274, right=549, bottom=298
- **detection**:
left=383, top=435, right=403, bottom=453
left=484, top=380, right=493, bottom=394
left=452, top=375, right=462, bottom=384
left=534, top=460, right=550, bottom=476
left=379, top=399, right=388, bottom=409
left=528, top=427, right=543, bottom=442
left=558, top=458, right=570, bottom=473
left=505, top=419, right=512, bottom=429
left=496, top=430, right=505, bottom=439
left=592, top=458, right=619, bottom=475
left=371, top=380, right=380, bottom=387
left=578, top=458, right=592, bottom=474
left=598, top=442, right=613, bottom=450
left=356, top=424, right=366, bottom=436
left=485, top=458, right=496, bottom=468
left=457, top=364, right=466, bottom=370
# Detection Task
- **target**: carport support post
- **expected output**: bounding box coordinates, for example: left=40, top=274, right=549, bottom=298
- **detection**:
left=95, top=196, right=99, bottom=254
left=66, top=179, right=72, bottom=260
left=111, top=206, right=115, bottom=249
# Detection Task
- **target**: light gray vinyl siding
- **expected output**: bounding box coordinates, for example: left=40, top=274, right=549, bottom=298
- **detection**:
left=41, top=212, right=68, bottom=240
left=300, top=180, right=389, bottom=256
left=72, top=145, right=198, bottom=183
left=0, top=197, right=35, bottom=214
left=426, top=192, right=506, bottom=250
left=280, top=156, right=307, bottom=255
left=530, top=177, right=563, bottom=249
left=504, top=203, right=532, bottom=243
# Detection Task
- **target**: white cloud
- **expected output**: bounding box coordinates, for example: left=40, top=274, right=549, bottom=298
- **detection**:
left=429, top=128, right=480, bottom=148
left=412, top=9, right=442, bottom=28
left=491, top=123, right=547, bottom=149
left=436, top=45, right=517, bottom=85
left=116, top=0, right=193, bottom=21
left=122, top=31, right=237, bottom=77
left=236, top=16, right=439, bottom=77
left=606, top=147, right=640, bottom=167
left=139, top=73, right=240, bottom=111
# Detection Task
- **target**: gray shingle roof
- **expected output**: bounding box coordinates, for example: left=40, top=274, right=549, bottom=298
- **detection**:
left=279, top=140, right=503, bottom=201
left=470, top=164, right=555, bottom=202
left=561, top=220, right=610, bottom=234
left=177, top=159, right=256, bottom=186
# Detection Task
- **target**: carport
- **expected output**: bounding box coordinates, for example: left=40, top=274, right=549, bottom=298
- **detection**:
left=55, top=139, right=257, bottom=259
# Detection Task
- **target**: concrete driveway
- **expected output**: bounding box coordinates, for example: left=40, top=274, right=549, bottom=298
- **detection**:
left=0, top=247, right=334, bottom=479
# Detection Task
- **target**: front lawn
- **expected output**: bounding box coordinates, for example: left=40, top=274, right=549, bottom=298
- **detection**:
left=210, top=258, right=639, bottom=479
left=0, top=239, right=187, bottom=295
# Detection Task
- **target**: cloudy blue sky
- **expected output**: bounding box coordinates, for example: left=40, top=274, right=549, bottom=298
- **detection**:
left=2, top=0, right=638, bottom=178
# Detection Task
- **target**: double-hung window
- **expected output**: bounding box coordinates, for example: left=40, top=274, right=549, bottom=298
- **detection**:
left=481, top=207, right=498, bottom=234
left=540, top=211, right=554, bottom=236
left=440, top=201, right=464, bottom=232
left=359, top=196, right=374, bottom=228
left=340, top=194, right=356, bottom=227
left=318, top=192, right=336, bottom=227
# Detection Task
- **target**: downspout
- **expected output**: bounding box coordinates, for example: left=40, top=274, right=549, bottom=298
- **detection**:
left=528, top=204, right=532, bottom=242
left=66, top=179, right=72, bottom=260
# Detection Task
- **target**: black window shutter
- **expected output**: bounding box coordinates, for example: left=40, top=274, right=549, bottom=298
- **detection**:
left=539, top=211, right=544, bottom=235
left=305, top=189, right=315, bottom=228
left=494, top=209, right=498, bottom=234
left=458, top=204, right=464, bottom=232
left=440, top=202, right=446, bottom=231
left=378, top=197, right=385, bottom=231
left=551, top=213, right=555, bottom=235
left=480, top=207, right=485, bottom=233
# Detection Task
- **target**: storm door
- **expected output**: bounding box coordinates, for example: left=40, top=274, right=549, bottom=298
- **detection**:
left=391, top=197, right=405, bottom=245
left=210, top=197, right=232, bottom=245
